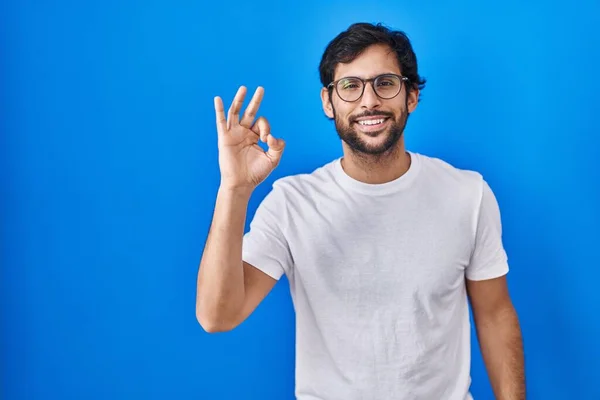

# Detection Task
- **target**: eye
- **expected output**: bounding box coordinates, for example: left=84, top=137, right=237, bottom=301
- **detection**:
left=339, top=78, right=361, bottom=90
left=377, top=78, right=397, bottom=87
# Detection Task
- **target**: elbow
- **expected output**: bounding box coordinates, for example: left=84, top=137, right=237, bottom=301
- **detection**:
left=195, top=304, right=238, bottom=333
left=197, top=315, right=232, bottom=333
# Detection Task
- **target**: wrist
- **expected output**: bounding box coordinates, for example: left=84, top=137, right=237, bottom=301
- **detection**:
left=218, top=183, right=254, bottom=199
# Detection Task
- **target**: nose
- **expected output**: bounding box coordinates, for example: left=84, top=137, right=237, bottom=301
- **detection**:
left=360, top=82, right=382, bottom=109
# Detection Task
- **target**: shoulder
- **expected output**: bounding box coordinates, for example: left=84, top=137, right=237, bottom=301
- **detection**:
left=416, top=152, right=483, bottom=184
left=267, top=158, right=340, bottom=201
left=412, top=152, right=497, bottom=216
left=414, top=152, right=486, bottom=194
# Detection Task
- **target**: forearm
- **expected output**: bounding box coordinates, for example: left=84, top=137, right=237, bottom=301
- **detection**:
left=196, top=186, right=253, bottom=329
left=476, top=305, right=526, bottom=400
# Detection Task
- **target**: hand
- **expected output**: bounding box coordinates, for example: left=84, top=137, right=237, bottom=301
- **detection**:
left=214, top=86, right=285, bottom=191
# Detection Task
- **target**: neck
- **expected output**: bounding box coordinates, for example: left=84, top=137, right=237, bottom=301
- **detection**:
left=340, top=140, right=411, bottom=184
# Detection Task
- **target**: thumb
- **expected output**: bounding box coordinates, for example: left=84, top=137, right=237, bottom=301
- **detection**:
left=266, top=134, right=285, bottom=163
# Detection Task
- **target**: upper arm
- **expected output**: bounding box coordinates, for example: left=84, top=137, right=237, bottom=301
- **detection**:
left=235, top=182, right=292, bottom=325
left=466, top=275, right=513, bottom=321
left=465, top=179, right=513, bottom=320
left=233, top=261, right=278, bottom=325
left=466, top=179, right=509, bottom=281
left=241, top=181, right=292, bottom=284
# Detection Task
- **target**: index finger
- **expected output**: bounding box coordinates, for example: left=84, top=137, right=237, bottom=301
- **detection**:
left=214, top=96, right=227, bottom=134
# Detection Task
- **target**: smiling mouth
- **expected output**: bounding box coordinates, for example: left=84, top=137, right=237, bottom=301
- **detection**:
left=354, top=117, right=390, bottom=132
left=357, top=118, right=387, bottom=126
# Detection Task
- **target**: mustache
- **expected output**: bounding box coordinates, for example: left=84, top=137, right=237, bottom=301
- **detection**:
left=350, top=110, right=395, bottom=122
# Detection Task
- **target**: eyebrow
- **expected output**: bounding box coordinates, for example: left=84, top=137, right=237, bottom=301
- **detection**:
left=337, top=72, right=400, bottom=80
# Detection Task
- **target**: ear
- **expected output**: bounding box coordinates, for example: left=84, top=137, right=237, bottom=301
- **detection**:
left=321, top=87, right=335, bottom=119
left=407, top=87, right=419, bottom=114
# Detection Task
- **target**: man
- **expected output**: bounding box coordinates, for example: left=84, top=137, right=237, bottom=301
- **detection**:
left=196, top=22, right=525, bottom=400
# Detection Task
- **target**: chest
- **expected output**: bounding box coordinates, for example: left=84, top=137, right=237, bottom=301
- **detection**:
left=285, top=191, right=475, bottom=306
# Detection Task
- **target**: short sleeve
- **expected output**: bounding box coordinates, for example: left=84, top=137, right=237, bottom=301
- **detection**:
left=242, top=182, right=292, bottom=280
left=466, top=179, right=510, bottom=281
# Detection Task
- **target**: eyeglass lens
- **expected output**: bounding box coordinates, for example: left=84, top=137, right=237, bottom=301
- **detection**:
left=336, top=75, right=401, bottom=102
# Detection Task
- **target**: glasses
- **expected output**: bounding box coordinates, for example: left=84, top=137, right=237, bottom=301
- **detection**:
left=327, top=73, right=409, bottom=102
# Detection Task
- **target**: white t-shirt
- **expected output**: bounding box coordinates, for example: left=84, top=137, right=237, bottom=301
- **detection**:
left=242, top=151, right=509, bottom=400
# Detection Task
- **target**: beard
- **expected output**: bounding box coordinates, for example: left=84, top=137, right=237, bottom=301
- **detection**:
left=334, top=108, right=408, bottom=156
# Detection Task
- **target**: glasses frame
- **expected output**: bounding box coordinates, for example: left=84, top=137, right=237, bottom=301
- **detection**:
left=327, top=73, right=409, bottom=102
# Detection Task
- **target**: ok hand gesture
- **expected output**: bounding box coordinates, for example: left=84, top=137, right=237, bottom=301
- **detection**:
left=214, top=86, right=286, bottom=192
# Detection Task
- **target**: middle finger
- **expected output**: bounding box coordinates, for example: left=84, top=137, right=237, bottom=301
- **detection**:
left=227, top=86, right=247, bottom=129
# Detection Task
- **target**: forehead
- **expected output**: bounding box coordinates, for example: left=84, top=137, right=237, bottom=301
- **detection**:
left=334, top=44, right=401, bottom=80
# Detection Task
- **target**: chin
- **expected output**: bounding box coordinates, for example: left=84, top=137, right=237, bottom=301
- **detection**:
left=335, top=111, right=407, bottom=156
left=348, top=134, right=400, bottom=155
left=339, top=125, right=402, bottom=155
left=360, top=127, right=389, bottom=138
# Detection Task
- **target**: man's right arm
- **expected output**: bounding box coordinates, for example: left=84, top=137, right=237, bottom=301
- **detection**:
left=197, top=85, right=286, bottom=332
left=195, top=186, right=277, bottom=333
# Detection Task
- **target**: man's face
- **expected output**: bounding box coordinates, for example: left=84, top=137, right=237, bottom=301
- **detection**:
left=321, top=44, right=419, bottom=156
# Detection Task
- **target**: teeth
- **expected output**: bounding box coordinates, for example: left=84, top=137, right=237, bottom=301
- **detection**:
left=358, top=118, right=385, bottom=126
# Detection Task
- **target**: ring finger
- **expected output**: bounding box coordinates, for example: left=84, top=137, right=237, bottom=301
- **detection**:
left=240, top=87, right=264, bottom=128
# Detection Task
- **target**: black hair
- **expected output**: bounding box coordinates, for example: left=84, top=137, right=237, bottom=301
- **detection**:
left=319, top=22, right=426, bottom=95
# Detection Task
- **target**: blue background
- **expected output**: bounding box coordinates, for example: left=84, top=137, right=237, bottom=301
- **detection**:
left=2, top=0, right=599, bottom=399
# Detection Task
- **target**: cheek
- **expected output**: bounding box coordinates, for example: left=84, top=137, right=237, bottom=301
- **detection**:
left=390, top=98, right=408, bottom=116
left=333, top=102, right=355, bottom=122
